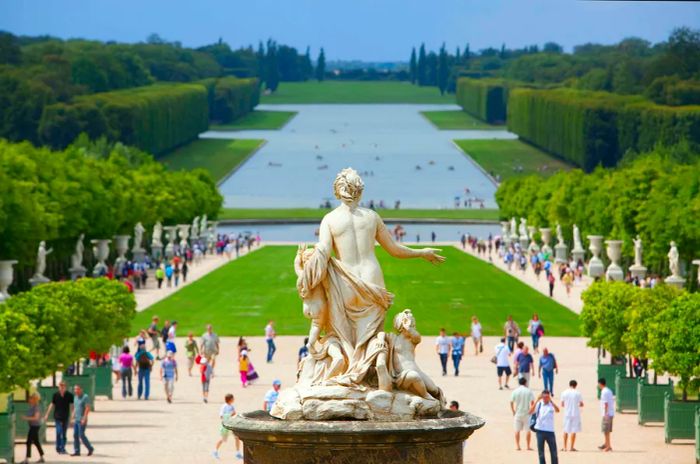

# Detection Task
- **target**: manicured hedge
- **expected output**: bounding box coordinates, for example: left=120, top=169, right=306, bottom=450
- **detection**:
left=507, top=88, right=700, bottom=171
left=456, top=78, right=508, bottom=124
left=209, top=77, right=260, bottom=123
left=40, top=83, right=209, bottom=155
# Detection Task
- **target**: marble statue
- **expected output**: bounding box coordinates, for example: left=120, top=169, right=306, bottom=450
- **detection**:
left=191, top=216, right=200, bottom=241
left=556, top=223, right=564, bottom=246
left=71, top=234, right=85, bottom=269
left=200, top=215, right=208, bottom=238
left=668, top=241, right=680, bottom=278
left=510, top=217, right=517, bottom=236
left=633, top=235, right=643, bottom=267
left=133, top=222, right=145, bottom=251
left=272, top=168, right=445, bottom=421
left=573, top=224, right=583, bottom=251
left=31, top=241, right=53, bottom=284
left=152, top=222, right=163, bottom=247
left=518, top=218, right=528, bottom=239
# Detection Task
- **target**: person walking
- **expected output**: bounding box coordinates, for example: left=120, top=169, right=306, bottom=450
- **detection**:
left=547, top=271, right=555, bottom=297
left=516, top=345, right=534, bottom=387
left=147, top=316, right=161, bottom=359
left=20, top=393, right=45, bottom=463
left=155, top=265, right=165, bottom=289
left=529, top=390, right=560, bottom=464
left=435, top=328, right=451, bottom=376
left=43, top=381, right=73, bottom=455
left=265, top=320, right=277, bottom=363
left=182, top=261, right=189, bottom=282
left=161, top=351, right=178, bottom=403
left=118, top=346, right=134, bottom=399
left=185, top=332, right=199, bottom=376
left=134, top=346, right=154, bottom=400
left=70, top=384, right=94, bottom=457
left=470, top=316, right=483, bottom=355
left=510, top=377, right=535, bottom=451
left=504, top=315, right=520, bottom=351
left=239, top=350, right=250, bottom=388
left=263, top=380, right=282, bottom=412
left=538, top=348, right=559, bottom=394
left=201, top=324, right=220, bottom=370
left=165, top=262, right=173, bottom=287
left=494, top=337, right=512, bottom=390
left=451, top=332, right=464, bottom=376
left=173, top=262, right=181, bottom=287
left=161, top=320, right=171, bottom=347
left=560, top=380, right=583, bottom=452
left=598, top=378, right=614, bottom=452
left=199, top=357, right=213, bottom=403
left=212, top=393, right=242, bottom=460
left=528, top=314, right=543, bottom=354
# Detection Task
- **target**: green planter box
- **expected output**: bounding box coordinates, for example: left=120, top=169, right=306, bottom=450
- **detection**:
left=694, top=409, right=699, bottom=463
left=13, top=401, right=46, bottom=445
left=664, top=393, right=699, bottom=443
left=638, top=379, right=674, bottom=424
left=36, top=385, right=58, bottom=425
left=615, top=372, right=645, bottom=412
left=597, top=362, right=626, bottom=398
left=63, top=374, right=96, bottom=411
left=84, top=365, right=113, bottom=400
left=0, top=395, right=14, bottom=464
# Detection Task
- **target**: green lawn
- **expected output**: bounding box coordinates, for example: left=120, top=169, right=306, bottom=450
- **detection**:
left=159, top=138, right=264, bottom=182
left=210, top=110, right=297, bottom=131
left=261, top=81, right=454, bottom=104
left=218, top=208, right=500, bottom=221
left=454, top=139, right=572, bottom=181
left=421, top=110, right=502, bottom=130
left=133, top=246, right=578, bottom=337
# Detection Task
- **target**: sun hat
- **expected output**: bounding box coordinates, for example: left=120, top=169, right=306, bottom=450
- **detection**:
left=272, top=379, right=281, bottom=386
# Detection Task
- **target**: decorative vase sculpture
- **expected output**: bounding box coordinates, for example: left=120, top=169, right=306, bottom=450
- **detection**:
left=500, top=221, right=510, bottom=247
left=0, top=260, right=18, bottom=302
left=69, top=234, right=87, bottom=280
left=151, top=222, right=164, bottom=260
left=226, top=168, right=484, bottom=463
left=587, top=235, right=604, bottom=278
left=527, top=226, right=539, bottom=253
left=178, top=224, right=190, bottom=251
left=91, top=239, right=111, bottom=277
left=664, top=241, right=685, bottom=288
left=605, top=240, right=624, bottom=281
left=29, top=241, right=53, bottom=287
left=629, top=235, right=647, bottom=280
left=571, top=224, right=585, bottom=264
left=540, top=228, right=552, bottom=255
left=164, top=226, right=178, bottom=259
left=113, top=235, right=130, bottom=275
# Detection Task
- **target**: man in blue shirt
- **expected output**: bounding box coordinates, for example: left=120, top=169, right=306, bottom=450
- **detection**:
left=71, top=385, right=94, bottom=457
left=515, top=345, right=534, bottom=387
left=263, top=380, right=281, bottom=412
left=451, top=332, right=465, bottom=376
left=538, top=348, right=559, bottom=394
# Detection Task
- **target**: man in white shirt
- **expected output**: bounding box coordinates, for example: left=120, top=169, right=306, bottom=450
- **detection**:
left=529, top=390, right=560, bottom=464
left=560, top=379, right=584, bottom=452
left=435, top=328, right=451, bottom=376
left=495, top=338, right=512, bottom=390
left=265, top=320, right=276, bottom=363
left=510, top=377, right=535, bottom=451
left=598, top=378, right=614, bottom=452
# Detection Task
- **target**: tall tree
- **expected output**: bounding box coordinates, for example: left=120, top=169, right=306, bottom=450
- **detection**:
left=315, top=48, right=326, bottom=82
left=417, top=43, right=427, bottom=86
left=302, top=46, right=313, bottom=80
left=463, top=43, right=470, bottom=65
left=256, top=41, right=265, bottom=82
left=437, top=44, right=449, bottom=95
left=265, top=39, right=280, bottom=92
left=500, top=43, right=507, bottom=59
left=409, top=47, right=417, bottom=84
left=455, top=46, right=461, bottom=63
left=426, top=51, right=438, bottom=86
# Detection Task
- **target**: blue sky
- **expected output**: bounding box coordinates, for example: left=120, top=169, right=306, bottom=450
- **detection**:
left=1, top=0, right=698, bottom=61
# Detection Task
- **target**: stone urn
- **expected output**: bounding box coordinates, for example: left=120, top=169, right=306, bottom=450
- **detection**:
left=540, top=228, right=552, bottom=255
left=113, top=235, right=130, bottom=275
left=605, top=240, right=624, bottom=281
left=0, top=260, right=18, bottom=303
left=587, top=235, right=604, bottom=278
left=91, top=239, right=111, bottom=277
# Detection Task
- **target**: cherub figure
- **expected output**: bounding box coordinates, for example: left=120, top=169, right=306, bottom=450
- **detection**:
left=294, top=244, right=329, bottom=351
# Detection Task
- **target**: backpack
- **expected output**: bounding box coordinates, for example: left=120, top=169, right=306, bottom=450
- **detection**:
left=138, top=352, right=151, bottom=370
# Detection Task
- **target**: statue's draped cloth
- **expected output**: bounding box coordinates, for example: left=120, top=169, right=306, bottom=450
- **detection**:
left=297, top=245, right=393, bottom=386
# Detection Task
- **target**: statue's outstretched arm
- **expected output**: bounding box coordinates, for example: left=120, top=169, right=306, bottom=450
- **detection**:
left=375, top=219, right=445, bottom=265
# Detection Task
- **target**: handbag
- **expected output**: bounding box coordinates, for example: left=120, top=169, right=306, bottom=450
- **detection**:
left=529, top=401, right=542, bottom=432
left=491, top=345, right=504, bottom=364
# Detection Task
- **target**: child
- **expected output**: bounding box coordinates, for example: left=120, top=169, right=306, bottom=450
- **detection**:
left=185, top=332, right=199, bottom=376
left=200, top=357, right=212, bottom=403
left=294, top=245, right=330, bottom=351
left=239, top=351, right=249, bottom=387
left=212, top=393, right=242, bottom=460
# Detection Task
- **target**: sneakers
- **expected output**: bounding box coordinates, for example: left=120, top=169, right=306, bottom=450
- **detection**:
left=211, top=451, right=220, bottom=460
left=203, top=398, right=208, bottom=404
left=235, top=451, right=243, bottom=459
left=88, top=449, right=94, bottom=456
left=37, top=457, right=46, bottom=463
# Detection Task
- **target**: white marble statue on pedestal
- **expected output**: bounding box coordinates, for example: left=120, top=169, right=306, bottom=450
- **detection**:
left=133, top=222, right=146, bottom=252
left=629, top=235, right=648, bottom=279
left=191, top=216, right=200, bottom=242
left=556, top=223, right=564, bottom=246
left=665, top=241, right=685, bottom=288
left=33, top=241, right=53, bottom=281
left=152, top=222, right=163, bottom=247
left=573, top=225, right=583, bottom=251
left=272, top=168, right=446, bottom=421
left=199, top=215, right=208, bottom=239
left=71, top=234, right=86, bottom=271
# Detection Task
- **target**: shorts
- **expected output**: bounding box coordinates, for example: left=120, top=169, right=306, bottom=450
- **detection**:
left=601, top=415, right=613, bottom=433
left=563, top=416, right=581, bottom=433
left=164, top=378, right=175, bottom=396
left=497, top=366, right=512, bottom=377
left=219, top=428, right=232, bottom=440
left=187, top=356, right=195, bottom=370
left=150, top=336, right=160, bottom=349
left=202, top=380, right=210, bottom=393
left=513, top=415, right=529, bottom=432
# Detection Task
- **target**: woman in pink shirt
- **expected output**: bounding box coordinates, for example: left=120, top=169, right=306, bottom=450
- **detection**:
left=118, top=346, right=134, bottom=398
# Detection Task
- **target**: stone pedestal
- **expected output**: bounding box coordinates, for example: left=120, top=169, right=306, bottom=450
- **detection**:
left=29, top=275, right=50, bottom=287
left=226, top=410, right=484, bottom=464
left=151, top=244, right=163, bottom=261
left=0, top=260, right=18, bottom=302
left=664, top=275, right=685, bottom=289
left=629, top=264, right=647, bottom=280
left=554, top=243, right=568, bottom=264
left=571, top=248, right=585, bottom=265
left=519, top=236, right=529, bottom=250
left=132, top=248, right=147, bottom=264
left=69, top=267, right=87, bottom=281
